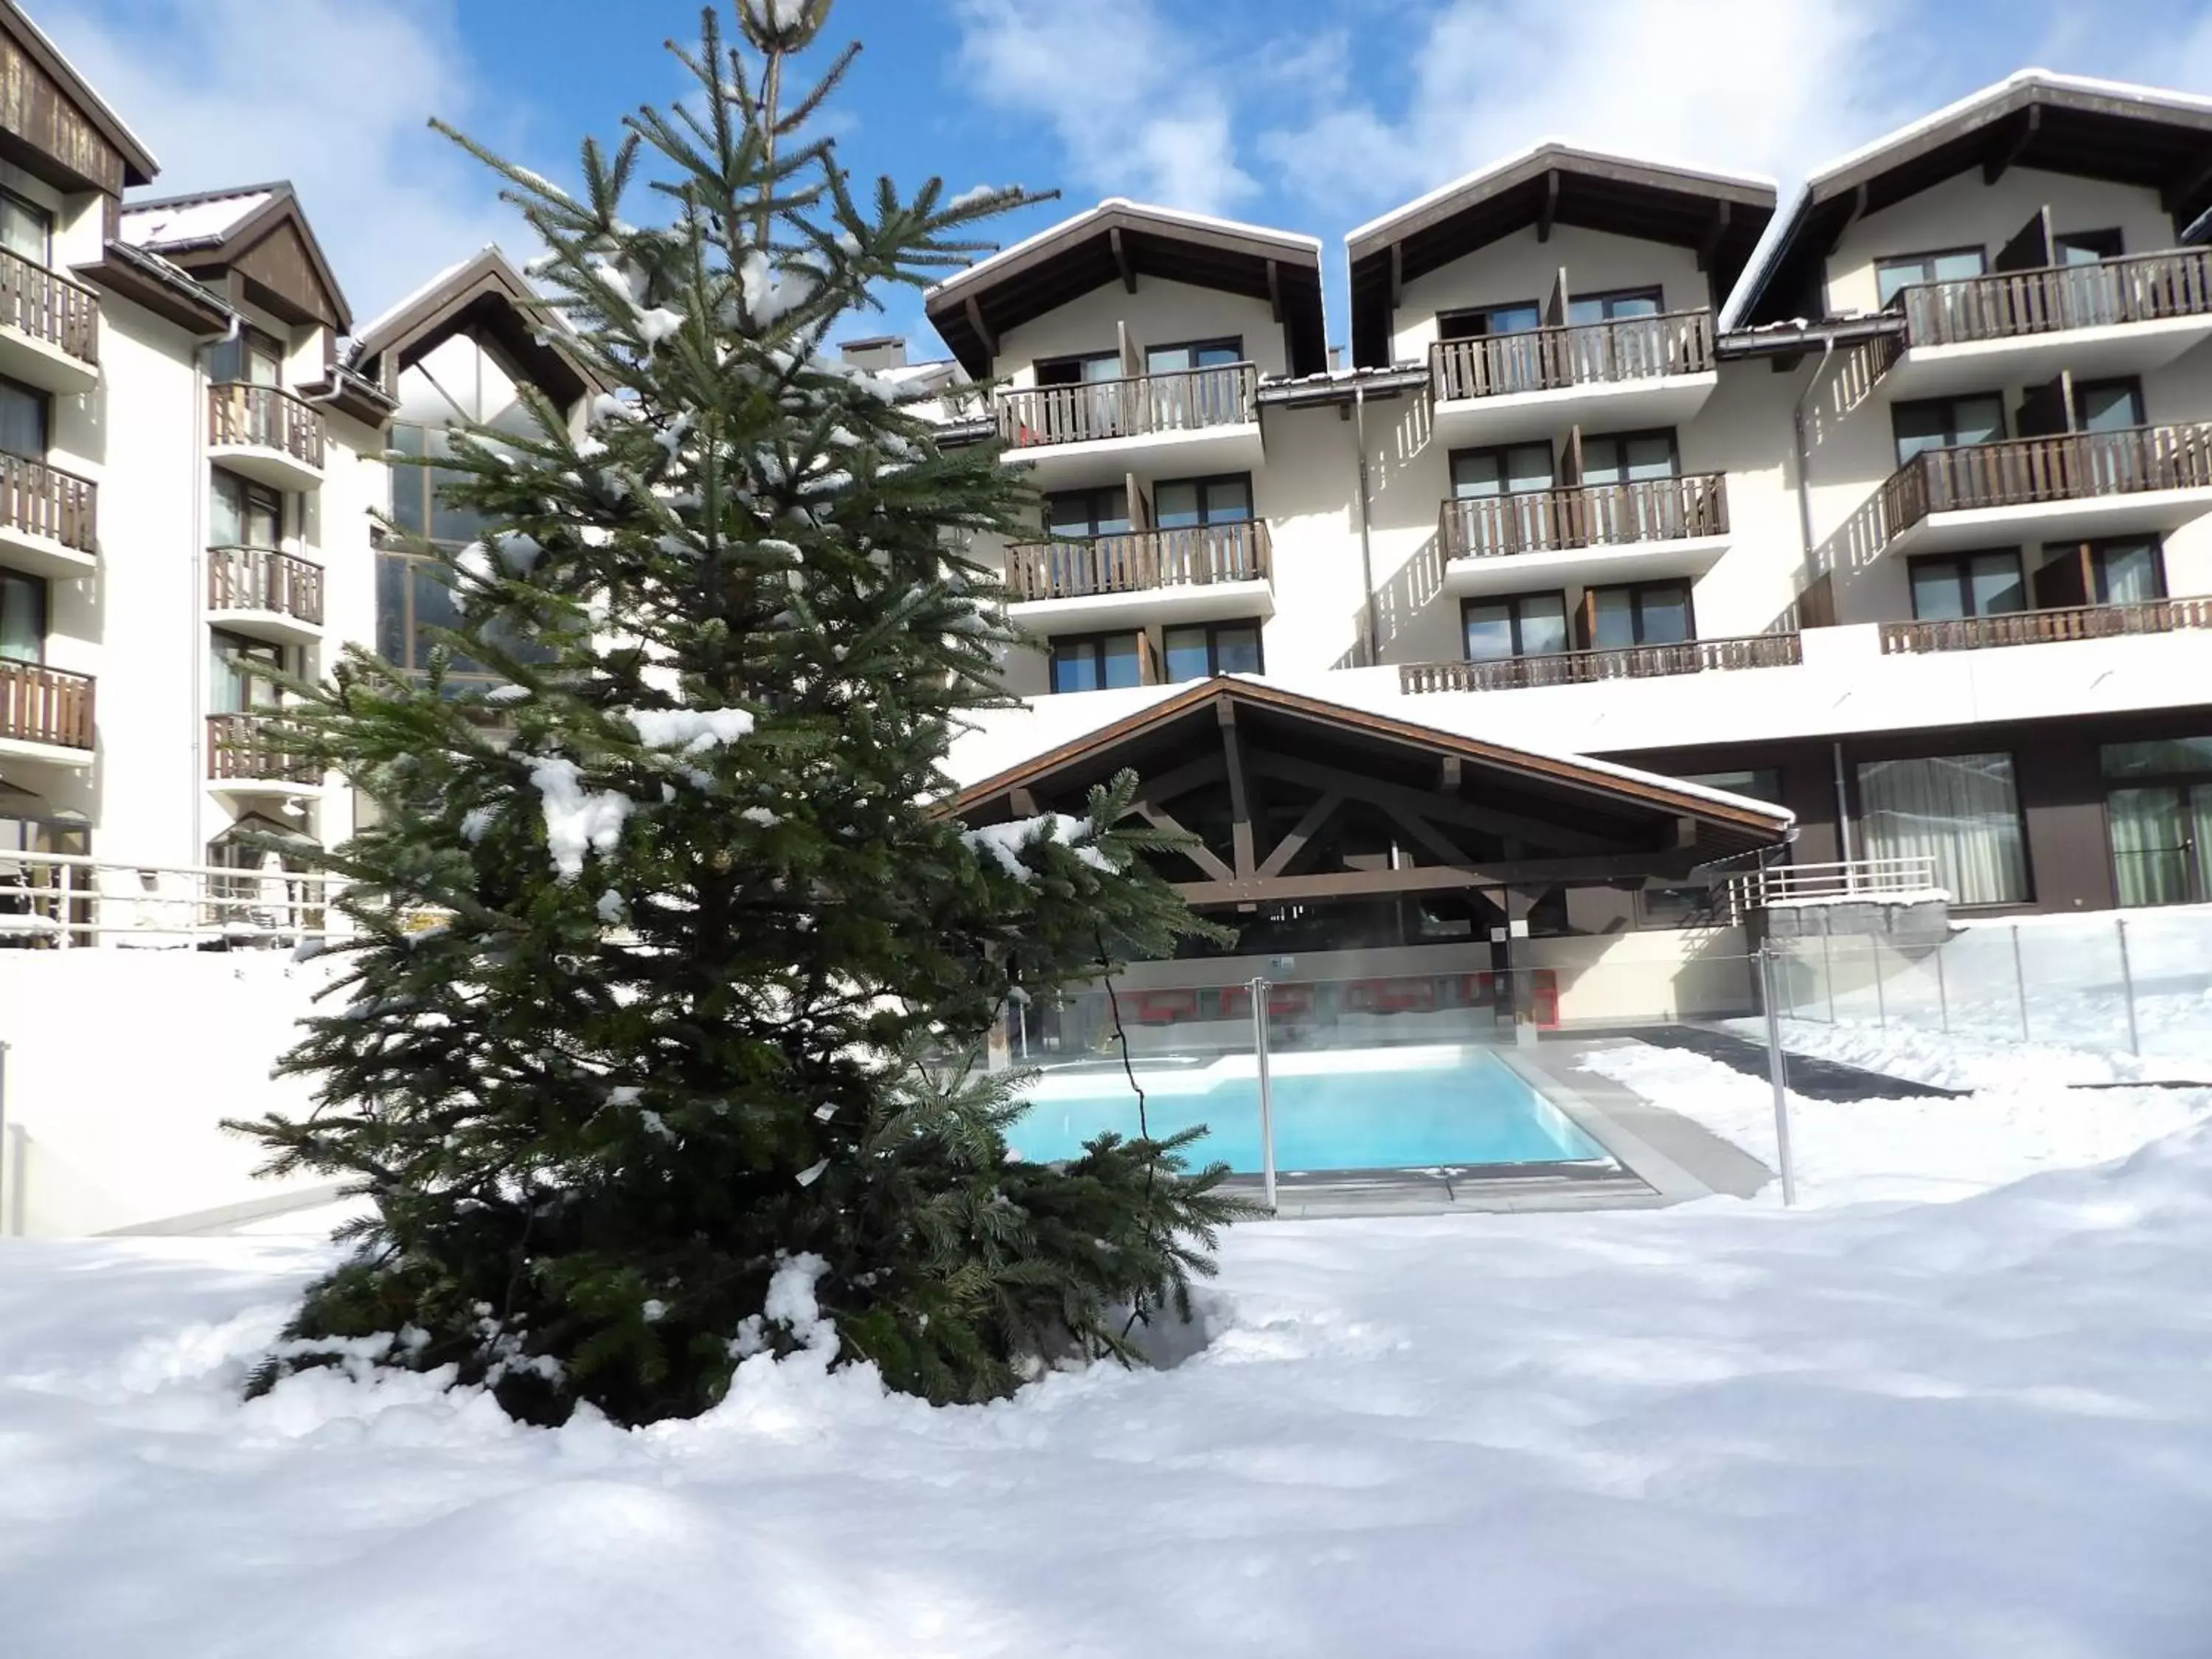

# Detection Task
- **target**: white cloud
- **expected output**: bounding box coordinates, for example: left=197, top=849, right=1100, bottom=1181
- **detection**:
left=948, top=0, right=1257, bottom=216
left=35, top=0, right=524, bottom=325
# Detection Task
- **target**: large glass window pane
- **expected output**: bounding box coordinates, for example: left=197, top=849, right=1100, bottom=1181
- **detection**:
left=1077, top=355, right=1121, bottom=383
left=1857, top=752, right=2027, bottom=905
left=1202, top=478, right=1252, bottom=521
left=0, top=192, right=49, bottom=265
left=1214, top=624, right=1262, bottom=675
left=1876, top=261, right=1920, bottom=307
left=2076, top=380, right=2143, bottom=433
left=1099, top=632, right=1141, bottom=689
left=1967, top=552, right=2025, bottom=615
left=0, top=570, right=43, bottom=662
left=1592, top=588, right=1637, bottom=649
left=0, top=378, right=46, bottom=459
left=1952, top=396, right=2004, bottom=446
left=1451, top=452, right=1503, bottom=498
left=1194, top=342, right=1240, bottom=368
left=1503, top=444, right=1553, bottom=493
left=1154, top=481, right=1199, bottom=528
left=2109, top=785, right=2191, bottom=906
left=1893, top=403, right=1950, bottom=464
left=2093, top=542, right=2160, bottom=604
left=389, top=425, right=427, bottom=538
left=1931, top=250, right=1987, bottom=283
left=2101, top=737, right=2212, bottom=779
left=1516, top=595, right=1568, bottom=657
left=1638, top=582, right=1691, bottom=644
left=1163, top=625, right=1210, bottom=683
left=375, top=554, right=408, bottom=664
left=1484, top=304, right=1541, bottom=334
left=1911, top=562, right=1965, bottom=620
left=1051, top=644, right=1100, bottom=695
left=1464, top=602, right=1514, bottom=661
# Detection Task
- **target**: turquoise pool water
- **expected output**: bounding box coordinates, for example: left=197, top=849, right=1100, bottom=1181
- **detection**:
left=1008, top=1046, right=1609, bottom=1175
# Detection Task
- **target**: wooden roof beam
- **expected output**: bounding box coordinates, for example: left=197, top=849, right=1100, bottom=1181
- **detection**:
left=1256, top=790, right=1342, bottom=880
left=963, top=293, right=998, bottom=359
left=1984, top=104, right=2041, bottom=186
left=1217, top=695, right=1258, bottom=880
left=1133, top=801, right=1236, bottom=883
left=1695, top=199, right=1732, bottom=273
left=1175, top=851, right=1680, bottom=908
left=1248, top=750, right=1618, bottom=855
left=1109, top=225, right=1137, bottom=294
left=1266, top=257, right=1283, bottom=324
left=1537, top=168, right=1560, bottom=243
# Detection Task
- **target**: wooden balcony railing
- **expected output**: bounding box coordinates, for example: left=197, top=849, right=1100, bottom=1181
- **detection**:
left=996, top=363, right=1259, bottom=449
left=1004, top=521, right=1271, bottom=600
left=0, top=452, right=94, bottom=551
left=1879, top=597, right=2212, bottom=655
left=1430, top=309, right=1714, bottom=403
left=206, top=712, right=319, bottom=783
left=0, top=246, right=97, bottom=366
left=1399, top=633, right=1801, bottom=694
left=206, top=546, right=325, bottom=626
left=1899, top=248, right=2212, bottom=347
left=207, top=381, right=325, bottom=472
left=0, top=660, right=94, bottom=749
left=1881, top=423, right=2212, bottom=536
left=1440, top=474, right=1727, bottom=560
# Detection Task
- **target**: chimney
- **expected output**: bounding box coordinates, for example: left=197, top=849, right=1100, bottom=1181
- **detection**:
left=838, top=335, right=907, bottom=372
left=1328, top=344, right=1344, bottom=372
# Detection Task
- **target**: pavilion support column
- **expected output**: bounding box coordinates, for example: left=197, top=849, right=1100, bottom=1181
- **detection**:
left=1492, top=886, right=1540, bottom=1049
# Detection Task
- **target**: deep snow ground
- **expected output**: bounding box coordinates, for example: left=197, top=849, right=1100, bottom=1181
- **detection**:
left=7, top=1116, right=2212, bottom=1658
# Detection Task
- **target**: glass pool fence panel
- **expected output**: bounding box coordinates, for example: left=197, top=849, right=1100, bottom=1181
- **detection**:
left=2115, top=910, right=2212, bottom=1068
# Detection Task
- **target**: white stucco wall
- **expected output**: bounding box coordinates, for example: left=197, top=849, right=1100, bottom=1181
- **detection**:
left=994, top=276, right=1285, bottom=386
left=1391, top=223, right=1711, bottom=364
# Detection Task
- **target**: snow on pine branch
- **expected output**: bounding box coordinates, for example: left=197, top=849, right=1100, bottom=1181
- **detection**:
left=621, top=709, right=757, bottom=755
left=527, top=757, right=635, bottom=880
left=961, top=815, right=1116, bottom=883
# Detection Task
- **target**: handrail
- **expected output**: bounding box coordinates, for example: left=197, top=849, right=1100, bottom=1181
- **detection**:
left=0, top=659, right=94, bottom=749
left=1440, top=473, right=1728, bottom=560
left=1004, top=521, right=1272, bottom=600
left=207, top=381, right=326, bottom=471
left=206, top=545, right=326, bottom=626
left=1899, top=247, right=2212, bottom=347
left=0, top=244, right=97, bottom=365
left=0, top=451, right=95, bottom=551
left=0, top=848, right=337, bottom=949
left=1724, top=857, right=1943, bottom=922
left=1880, top=597, right=2212, bottom=655
left=995, top=362, right=1259, bottom=448
left=1398, top=633, right=1801, bottom=694
left=1881, top=422, right=2212, bottom=535
left=205, top=711, right=319, bottom=783
left=1430, top=308, right=1714, bottom=402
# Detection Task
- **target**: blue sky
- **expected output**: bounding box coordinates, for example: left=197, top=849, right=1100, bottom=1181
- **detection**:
left=36, top=0, right=2212, bottom=356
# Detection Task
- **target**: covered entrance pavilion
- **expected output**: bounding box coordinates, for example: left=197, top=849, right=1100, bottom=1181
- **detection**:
left=956, top=678, right=1795, bottom=1039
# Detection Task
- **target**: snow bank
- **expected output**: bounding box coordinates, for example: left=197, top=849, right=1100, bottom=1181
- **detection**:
left=6, top=1120, right=2212, bottom=1656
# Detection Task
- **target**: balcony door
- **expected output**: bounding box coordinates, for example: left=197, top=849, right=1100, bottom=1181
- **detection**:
left=212, top=471, right=283, bottom=552
left=1144, top=338, right=1242, bottom=430
left=1876, top=246, right=1986, bottom=308
left=1585, top=579, right=1693, bottom=651
left=1462, top=591, right=1568, bottom=662
left=1909, top=551, right=2025, bottom=620
left=1579, top=429, right=1680, bottom=541
left=1450, top=442, right=1554, bottom=554
left=1154, top=474, right=1253, bottom=583
left=1438, top=302, right=1545, bottom=394
left=2104, top=739, right=2212, bottom=908
left=1893, top=393, right=2006, bottom=466
left=1032, top=351, right=1126, bottom=443
left=1043, top=487, right=1130, bottom=596
left=209, top=630, right=288, bottom=714
left=0, top=568, right=44, bottom=662
left=0, top=375, right=48, bottom=460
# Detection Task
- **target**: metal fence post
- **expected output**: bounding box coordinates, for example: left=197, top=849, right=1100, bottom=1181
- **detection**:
left=1871, top=938, right=1888, bottom=1030
left=55, top=861, right=72, bottom=950
left=1248, top=976, right=1277, bottom=1214
left=1758, top=947, right=1798, bottom=1208
left=0, top=1038, right=8, bottom=1235
left=1821, top=931, right=1837, bottom=1024
left=2011, top=924, right=2031, bottom=1041
left=2116, top=917, right=2140, bottom=1057
left=1934, top=945, right=1950, bottom=1034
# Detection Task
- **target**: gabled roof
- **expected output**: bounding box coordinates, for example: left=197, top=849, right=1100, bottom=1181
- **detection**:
left=119, top=181, right=351, bottom=332
left=73, top=236, right=234, bottom=334
left=1347, top=144, right=1776, bottom=368
left=0, top=0, right=158, bottom=191
left=1735, top=71, right=2212, bottom=326
left=925, top=198, right=1329, bottom=380
left=344, top=244, right=597, bottom=411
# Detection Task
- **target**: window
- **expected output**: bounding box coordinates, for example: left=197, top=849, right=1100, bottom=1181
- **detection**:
left=1438, top=302, right=1542, bottom=340
left=1908, top=551, right=2025, bottom=620
left=1154, top=474, right=1252, bottom=527
left=1463, top=593, right=1568, bottom=662
left=212, top=472, right=282, bottom=550
left=1145, top=338, right=1241, bottom=374
left=1450, top=442, right=1554, bottom=498
left=2056, top=229, right=2124, bottom=264
left=1590, top=580, right=1692, bottom=648
left=388, top=423, right=488, bottom=546
left=2090, top=540, right=2163, bottom=604
left=1048, top=631, right=1141, bottom=694
left=1876, top=247, right=1986, bottom=307
left=0, top=375, right=47, bottom=459
left=1163, top=620, right=1262, bottom=681
left=1045, top=487, right=1130, bottom=539
left=1580, top=429, right=1680, bottom=484
left=1568, top=287, right=1662, bottom=324
left=209, top=630, right=288, bottom=714
left=1893, top=393, right=2005, bottom=465
left=2073, top=378, right=2144, bottom=434
left=0, top=190, right=49, bottom=266
left=375, top=551, right=554, bottom=689
left=0, top=568, right=45, bottom=663
left=1857, top=752, right=2028, bottom=905
left=2102, top=740, right=2212, bottom=908
left=1033, top=351, right=1121, bottom=388
left=205, top=327, right=284, bottom=388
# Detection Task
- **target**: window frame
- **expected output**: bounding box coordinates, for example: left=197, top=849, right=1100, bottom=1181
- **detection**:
left=1854, top=749, right=2033, bottom=909
left=1047, top=628, right=1144, bottom=695
left=0, top=188, right=52, bottom=266
left=1891, top=391, right=2008, bottom=465
left=2087, top=538, right=2167, bottom=604
left=2055, top=228, right=2124, bottom=263
left=1875, top=246, right=1989, bottom=306
left=1566, top=285, right=1665, bottom=324
left=1437, top=300, right=1543, bottom=341
left=1032, top=349, right=1121, bottom=388
left=2072, top=375, right=2146, bottom=432
left=1043, top=486, right=1130, bottom=539
left=1448, top=441, right=1555, bottom=498
left=1906, top=549, right=2028, bottom=621
left=1460, top=591, right=1570, bottom=662
left=1586, top=577, right=1697, bottom=648
left=0, top=372, right=50, bottom=462
left=1151, top=471, right=1254, bottom=528
left=1161, top=618, right=1265, bottom=682
left=1578, top=426, right=1683, bottom=484
left=211, top=470, right=285, bottom=552
left=0, top=566, right=48, bottom=664
left=1144, top=336, right=1244, bottom=374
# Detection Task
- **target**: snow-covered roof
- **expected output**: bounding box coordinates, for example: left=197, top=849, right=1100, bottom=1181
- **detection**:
left=347, top=251, right=491, bottom=358
left=120, top=187, right=276, bottom=251
left=928, top=198, right=1321, bottom=300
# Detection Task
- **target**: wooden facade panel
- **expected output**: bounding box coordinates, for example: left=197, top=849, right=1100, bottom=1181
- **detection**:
left=0, top=32, right=123, bottom=195
left=231, top=219, right=341, bottom=328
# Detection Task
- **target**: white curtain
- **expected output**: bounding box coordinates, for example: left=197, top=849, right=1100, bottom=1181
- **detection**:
left=1858, top=753, right=2027, bottom=905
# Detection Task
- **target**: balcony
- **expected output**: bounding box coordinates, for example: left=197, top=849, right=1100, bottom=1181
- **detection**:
left=207, top=383, right=326, bottom=491
left=0, top=660, right=94, bottom=765
left=1427, top=310, right=1717, bottom=445
left=0, top=247, right=98, bottom=397
left=1879, top=424, right=2212, bottom=554
left=0, top=453, right=96, bottom=579
left=206, top=712, right=320, bottom=791
left=1399, top=633, right=1801, bottom=695
left=206, top=546, right=325, bottom=645
left=1003, top=522, right=1273, bottom=630
left=994, top=363, right=1261, bottom=485
left=1438, top=474, right=1729, bottom=597
left=1879, top=596, right=2212, bottom=655
left=1884, top=249, right=2212, bottom=398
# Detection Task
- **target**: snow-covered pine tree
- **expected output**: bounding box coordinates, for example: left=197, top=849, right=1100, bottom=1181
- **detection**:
left=233, top=0, right=1251, bottom=1426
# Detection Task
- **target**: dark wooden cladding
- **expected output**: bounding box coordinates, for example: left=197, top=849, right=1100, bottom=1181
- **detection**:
left=229, top=216, right=341, bottom=329
left=0, top=29, right=125, bottom=195
left=1441, top=474, right=1727, bottom=559
left=1005, top=522, right=1271, bottom=600
left=0, top=658, right=93, bottom=749
left=1400, top=633, right=1802, bottom=694
left=205, top=712, right=318, bottom=783
left=1882, top=424, right=2212, bottom=533
left=997, top=363, right=1258, bottom=448
left=207, top=382, right=326, bottom=470
left=1879, top=597, right=2212, bottom=655
left=0, top=451, right=93, bottom=549
left=0, top=246, right=96, bottom=364
left=206, top=546, right=325, bottom=627
left=1900, top=248, right=2212, bottom=345
left=1430, top=309, right=1714, bottom=400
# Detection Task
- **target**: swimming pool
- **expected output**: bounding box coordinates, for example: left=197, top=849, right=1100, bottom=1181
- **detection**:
left=1008, top=1044, right=1610, bottom=1175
